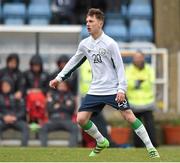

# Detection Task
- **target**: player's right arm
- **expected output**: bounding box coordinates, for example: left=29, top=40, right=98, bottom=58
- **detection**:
left=49, top=41, right=87, bottom=89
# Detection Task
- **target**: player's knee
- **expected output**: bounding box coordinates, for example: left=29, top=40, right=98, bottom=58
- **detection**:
left=76, top=115, right=88, bottom=126
left=121, top=109, right=136, bottom=123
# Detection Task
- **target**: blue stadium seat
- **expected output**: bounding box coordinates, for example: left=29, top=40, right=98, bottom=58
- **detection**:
left=105, top=18, right=125, bottom=25
left=129, top=19, right=153, bottom=41
left=128, top=2, right=152, bottom=19
left=4, top=18, right=24, bottom=25
left=104, top=24, right=128, bottom=42
left=105, top=13, right=123, bottom=20
left=29, top=18, right=49, bottom=25
left=28, top=4, right=51, bottom=24
left=30, top=0, right=50, bottom=5
left=131, top=0, right=151, bottom=4
left=3, top=3, right=26, bottom=21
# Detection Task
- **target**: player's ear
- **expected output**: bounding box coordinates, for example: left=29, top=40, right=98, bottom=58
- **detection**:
left=99, top=20, right=103, bottom=27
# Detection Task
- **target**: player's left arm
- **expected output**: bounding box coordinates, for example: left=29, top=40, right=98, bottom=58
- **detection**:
left=50, top=42, right=87, bottom=89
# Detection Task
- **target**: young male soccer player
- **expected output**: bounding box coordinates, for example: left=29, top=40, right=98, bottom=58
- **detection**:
left=49, top=8, right=160, bottom=158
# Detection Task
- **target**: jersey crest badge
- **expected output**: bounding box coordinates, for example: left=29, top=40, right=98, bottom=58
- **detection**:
left=99, top=48, right=106, bottom=56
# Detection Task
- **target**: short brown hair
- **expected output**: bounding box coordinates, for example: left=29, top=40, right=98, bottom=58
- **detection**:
left=87, top=8, right=104, bottom=22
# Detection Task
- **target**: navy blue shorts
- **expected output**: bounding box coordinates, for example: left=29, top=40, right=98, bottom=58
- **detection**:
left=79, top=94, right=130, bottom=114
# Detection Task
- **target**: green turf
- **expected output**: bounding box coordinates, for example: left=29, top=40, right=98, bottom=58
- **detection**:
left=0, top=147, right=179, bottom=162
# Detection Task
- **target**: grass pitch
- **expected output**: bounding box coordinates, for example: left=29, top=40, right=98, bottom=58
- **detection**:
left=0, top=147, right=179, bottom=162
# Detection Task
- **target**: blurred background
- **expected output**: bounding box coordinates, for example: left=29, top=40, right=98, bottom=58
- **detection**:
left=0, top=0, right=179, bottom=148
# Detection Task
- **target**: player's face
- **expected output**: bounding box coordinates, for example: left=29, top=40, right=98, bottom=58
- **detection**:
left=7, top=59, right=17, bottom=70
left=86, top=15, right=103, bottom=36
left=31, top=64, right=41, bottom=73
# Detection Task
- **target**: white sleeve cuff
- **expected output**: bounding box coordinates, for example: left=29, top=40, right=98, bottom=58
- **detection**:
left=118, top=89, right=125, bottom=94
left=55, top=76, right=62, bottom=82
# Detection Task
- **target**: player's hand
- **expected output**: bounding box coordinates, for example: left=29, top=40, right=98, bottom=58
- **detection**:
left=49, top=79, right=60, bottom=89
left=115, top=92, right=125, bottom=103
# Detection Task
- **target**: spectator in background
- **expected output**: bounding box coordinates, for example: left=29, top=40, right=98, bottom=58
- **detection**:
left=24, top=55, right=49, bottom=94
left=125, top=51, right=157, bottom=147
left=51, top=55, right=78, bottom=96
left=23, top=55, right=49, bottom=130
left=51, top=0, right=76, bottom=24
left=0, top=76, right=29, bottom=146
left=0, top=53, right=25, bottom=100
left=39, top=81, right=79, bottom=147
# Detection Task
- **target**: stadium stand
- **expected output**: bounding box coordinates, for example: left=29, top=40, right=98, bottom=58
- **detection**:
left=129, top=19, right=153, bottom=41
left=30, top=0, right=50, bottom=5
left=104, top=23, right=128, bottom=42
left=0, top=0, right=154, bottom=42
left=93, top=0, right=153, bottom=42
left=2, top=3, right=26, bottom=25
left=128, top=0, right=152, bottom=19
left=27, top=3, right=51, bottom=25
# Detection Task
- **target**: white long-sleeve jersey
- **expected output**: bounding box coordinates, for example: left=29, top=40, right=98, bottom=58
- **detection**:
left=56, top=32, right=127, bottom=95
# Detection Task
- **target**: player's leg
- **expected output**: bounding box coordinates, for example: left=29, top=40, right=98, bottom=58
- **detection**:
left=120, top=109, right=160, bottom=158
left=133, top=112, right=145, bottom=147
left=91, top=113, right=119, bottom=147
left=77, top=111, right=104, bottom=143
left=77, top=111, right=109, bottom=156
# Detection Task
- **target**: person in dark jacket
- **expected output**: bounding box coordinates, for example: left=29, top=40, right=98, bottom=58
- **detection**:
left=39, top=81, right=79, bottom=147
left=23, top=55, right=50, bottom=95
left=0, top=53, right=25, bottom=100
left=0, top=76, right=29, bottom=146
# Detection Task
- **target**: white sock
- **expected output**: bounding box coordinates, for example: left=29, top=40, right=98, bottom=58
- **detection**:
left=134, top=124, right=154, bottom=149
left=85, top=122, right=105, bottom=143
